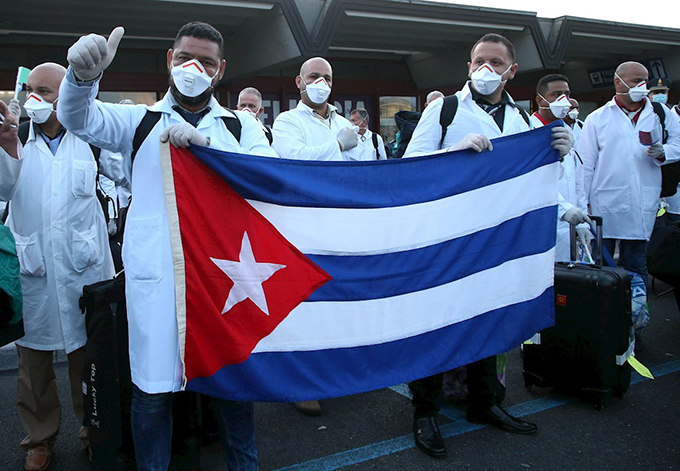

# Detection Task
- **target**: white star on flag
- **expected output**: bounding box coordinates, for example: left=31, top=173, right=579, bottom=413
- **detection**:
left=210, top=232, right=286, bottom=316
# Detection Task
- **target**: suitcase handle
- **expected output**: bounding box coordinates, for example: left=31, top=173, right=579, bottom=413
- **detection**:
left=569, top=215, right=604, bottom=265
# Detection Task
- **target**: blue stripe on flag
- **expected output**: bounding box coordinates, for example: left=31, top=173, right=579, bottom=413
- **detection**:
left=189, top=123, right=559, bottom=209
left=185, top=288, right=555, bottom=402
left=306, top=206, right=556, bottom=301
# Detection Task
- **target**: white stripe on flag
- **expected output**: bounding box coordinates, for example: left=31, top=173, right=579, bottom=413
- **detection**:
left=253, top=249, right=554, bottom=353
left=247, top=163, right=559, bottom=255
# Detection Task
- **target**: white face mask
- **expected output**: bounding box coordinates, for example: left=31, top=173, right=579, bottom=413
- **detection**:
left=302, top=77, right=331, bottom=105
left=567, top=109, right=579, bottom=121
left=170, top=59, right=218, bottom=98
left=615, top=72, right=648, bottom=102
left=24, top=93, right=56, bottom=124
left=538, top=93, right=571, bottom=119
left=470, top=63, right=512, bottom=96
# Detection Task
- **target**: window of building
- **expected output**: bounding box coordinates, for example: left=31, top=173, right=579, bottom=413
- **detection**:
left=380, top=96, right=417, bottom=143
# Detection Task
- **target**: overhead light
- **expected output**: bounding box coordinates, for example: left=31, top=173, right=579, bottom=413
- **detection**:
left=329, top=46, right=423, bottom=55
left=154, top=0, right=274, bottom=9
left=344, top=10, right=525, bottom=31
left=572, top=31, right=680, bottom=47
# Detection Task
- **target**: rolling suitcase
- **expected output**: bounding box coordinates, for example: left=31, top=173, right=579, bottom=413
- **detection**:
left=522, top=216, right=633, bottom=408
left=80, top=275, right=135, bottom=470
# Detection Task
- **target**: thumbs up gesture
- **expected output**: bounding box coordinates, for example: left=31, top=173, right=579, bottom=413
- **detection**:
left=67, top=26, right=125, bottom=81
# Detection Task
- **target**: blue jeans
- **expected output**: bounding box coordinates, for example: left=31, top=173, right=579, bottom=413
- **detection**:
left=603, top=239, right=649, bottom=286
left=131, top=386, right=257, bottom=471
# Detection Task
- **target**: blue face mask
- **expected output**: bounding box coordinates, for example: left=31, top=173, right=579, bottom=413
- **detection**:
left=651, top=93, right=668, bottom=105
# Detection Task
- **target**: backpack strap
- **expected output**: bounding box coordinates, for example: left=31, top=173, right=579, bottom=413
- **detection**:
left=132, top=110, right=162, bottom=164
left=132, top=108, right=244, bottom=165
left=18, top=122, right=30, bottom=146
left=220, top=109, right=242, bottom=143
left=651, top=101, right=668, bottom=145
left=509, top=103, right=531, bottom=127
left=439, top=95, right=459, bottom=148
left=371, top=132, right=379, bottom=159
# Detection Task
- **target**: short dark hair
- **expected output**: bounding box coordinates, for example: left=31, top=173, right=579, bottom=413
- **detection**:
left=536, top=74, right=570, bottom=96
left=174, top=21, right=224, bottom=57
left=471, top=33, right=516, bottom=63
left=350, top=108, right=369, bottom=121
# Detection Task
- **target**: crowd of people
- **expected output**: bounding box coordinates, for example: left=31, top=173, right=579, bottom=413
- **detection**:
left=0, top=19, right=678, bottom=471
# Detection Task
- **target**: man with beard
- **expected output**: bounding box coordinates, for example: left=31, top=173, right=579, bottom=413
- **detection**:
left=57, top=21, right=276, bottom=471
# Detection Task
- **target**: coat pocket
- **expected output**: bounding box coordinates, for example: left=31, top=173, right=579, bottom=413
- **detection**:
left=73, top=224, right=103, bottom=272
left=14, top=232, right=46, bottom=276
left=123, top=215, right=163, bottom=283
left=642, top=186, right=661, bottom=213
left=595, top=187, right=630, bottom=213
left=72, top=159, right=97, bottom=198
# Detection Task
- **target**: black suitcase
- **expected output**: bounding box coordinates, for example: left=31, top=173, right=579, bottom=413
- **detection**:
left=80, top=275, right=135, bottom=470
left=522, top=217, right=633, bottom=408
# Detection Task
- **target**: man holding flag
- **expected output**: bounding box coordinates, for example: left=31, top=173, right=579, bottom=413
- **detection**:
left=57, top=21, right=275, bottom=471
left=404, top=33, right=575, bottom=458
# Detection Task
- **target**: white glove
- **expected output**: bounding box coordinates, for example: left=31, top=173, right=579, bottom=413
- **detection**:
left=337, top=126, right=358, bottom=151
left=446, top=133, right=493, bottom=153
left=159, top=123, right=209, bottom=148
left=67, top=27, right=125, bottom=81
left=551, top=126, right=574, bottom=158
left=562, top=207, right=592, bottom=226
left=8, top=99, right=21, bottom=119
left=646, top=143, right=665, bottom=160
left=575, top=225, right=594, bottom=246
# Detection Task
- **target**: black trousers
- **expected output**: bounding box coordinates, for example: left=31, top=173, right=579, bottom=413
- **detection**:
left=411, top=355, right=504, bottom=419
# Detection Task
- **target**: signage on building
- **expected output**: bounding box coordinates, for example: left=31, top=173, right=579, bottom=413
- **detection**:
left=588, top=59, right=667, bottom=89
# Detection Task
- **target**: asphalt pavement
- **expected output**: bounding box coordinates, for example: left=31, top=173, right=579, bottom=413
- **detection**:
left=1, top=280, right=679, bottom=471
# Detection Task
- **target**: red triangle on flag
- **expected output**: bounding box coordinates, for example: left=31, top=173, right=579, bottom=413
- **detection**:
left=169, top=147, right=332, bottom=382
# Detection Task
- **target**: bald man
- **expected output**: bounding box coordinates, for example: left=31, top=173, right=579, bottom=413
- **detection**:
left=578, top=61, right=680, bottom=288
left=272, top=57, right=365, bottom=161
left=0, top=62, right=114, bottom=470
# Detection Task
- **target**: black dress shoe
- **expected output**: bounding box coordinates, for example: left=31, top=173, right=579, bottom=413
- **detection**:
left=467, top=405, right=538, bottom=434
left=413, top=417, right=446, bottom=458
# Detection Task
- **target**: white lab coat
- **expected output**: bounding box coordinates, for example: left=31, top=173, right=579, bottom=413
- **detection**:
left=272, top=101, right=364, bottom=161
left=578, top=98, right=680, bottom=240
left=0, top=126, right=114, bottom=353
left=355, top=129, right=387, bottom=160
left=58, top=70, right=277, bottom=393
left=569, top=119, right=584, bottom=149
left=404, top=83, right=530, bottom=158
left=531, top=114, right=587, bottom=261
left=664, top=108, right=680, bottom=214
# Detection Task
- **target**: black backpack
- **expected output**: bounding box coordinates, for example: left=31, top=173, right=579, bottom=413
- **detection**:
left=131, top=108, right=242, bottom=162
left=650, top=101, right=679, bottom=198
left=438, top=94, right=531, bottom=148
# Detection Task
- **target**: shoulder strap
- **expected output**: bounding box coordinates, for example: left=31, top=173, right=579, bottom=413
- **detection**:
left=18, top=122, right=30, bottom=146
left=89, top=144, right=101, bottom=162
left=651, top=101, right=668, bottom=145
left=439, top=95, right=459, bottom=148
left=371, top=132, right=379, bottom=158
left=577, top=120, right=583, bottom=129
left=220, top=110, right=242, bottom=143
left=509, top=103, right=531, bottom=127
left=132, top=110, right=162, bottom=163
left=263, top=125, right=273, bottom=145
left=132, top=108, right=244, bottom=164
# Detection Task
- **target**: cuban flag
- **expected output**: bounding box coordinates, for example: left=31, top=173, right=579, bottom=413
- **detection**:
left=160, top=123, right=560, bottom=402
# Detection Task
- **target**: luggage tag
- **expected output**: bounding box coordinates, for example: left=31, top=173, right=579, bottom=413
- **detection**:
left=628, top=356, right=654, bottom=379
left=577, top=241, right=595, bottom=265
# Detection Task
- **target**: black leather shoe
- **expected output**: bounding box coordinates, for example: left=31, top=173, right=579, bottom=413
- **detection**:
left=467, top=405, right=538, bottom=434
left=413, top=417, right=446, bottom=457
